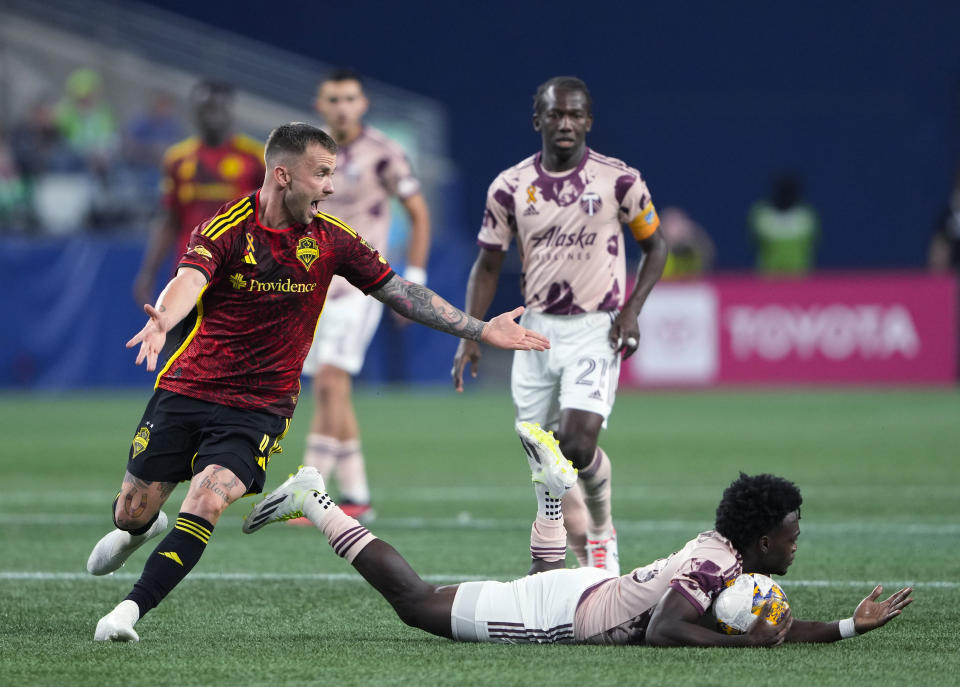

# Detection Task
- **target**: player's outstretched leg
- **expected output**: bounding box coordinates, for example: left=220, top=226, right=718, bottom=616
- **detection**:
left=516, top=422, right=577, bottom=574
left=87, top=511, right=169, bottom=576
left=244, top=467, right=456, bottom=638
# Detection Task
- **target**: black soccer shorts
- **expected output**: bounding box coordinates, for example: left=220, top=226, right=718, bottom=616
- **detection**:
left=126, top=389, right=290, bottom=494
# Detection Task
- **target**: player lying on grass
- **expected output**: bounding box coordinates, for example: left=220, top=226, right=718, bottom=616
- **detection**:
left=87, top=122, right=550, bottom=642
left=244, top=425, right=912, bottom=646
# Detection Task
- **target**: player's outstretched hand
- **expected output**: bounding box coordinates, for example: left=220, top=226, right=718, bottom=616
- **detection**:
left=853, top=585, right=913, bottom=634
left=126, top=304, right=169, bottom=372
left=480, top=306, right=550, bottom=353
left=453, top=339, right=482, bottom=393
left=745, top=600, right=793, bottom=648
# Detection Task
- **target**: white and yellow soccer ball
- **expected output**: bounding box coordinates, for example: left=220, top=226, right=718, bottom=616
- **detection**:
left=712, top=573, right=790, bottom=634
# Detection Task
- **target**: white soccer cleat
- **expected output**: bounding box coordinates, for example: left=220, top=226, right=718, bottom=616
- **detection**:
left=94, top=600, right=140, bottom=642
left=516, top=421, right=578, bottom=498
left=87, top=511, right=169, bottom=576
left=243, top=466, right=325, bottom=533
left=586, top=530, right=620, bottom=576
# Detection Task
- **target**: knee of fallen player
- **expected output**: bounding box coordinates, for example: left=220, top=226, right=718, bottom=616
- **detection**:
left=389, top=585, right=440, bottom=630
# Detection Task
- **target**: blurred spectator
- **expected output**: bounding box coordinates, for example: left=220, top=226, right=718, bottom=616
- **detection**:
left=124, top=91, right=185, bottom=221
left=748, top=172, right=819, bottom=276
left=132, top=80, right=263, bottom=306
left=53, top=68, right=118, bottom=170
left=125, top=90, right=183, bottom=169
left=12, top=99, right=92, bottom=234
left=660, top=206, right=715, bottom=279
left=0, top=129, right=29, bottom=231
left=11, top=100, right=85, bottom=177
left=929, top=174, right=960, bottom=273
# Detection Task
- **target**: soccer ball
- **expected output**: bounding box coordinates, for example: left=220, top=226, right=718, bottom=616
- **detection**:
left=712, top=573, right=790, bottom=634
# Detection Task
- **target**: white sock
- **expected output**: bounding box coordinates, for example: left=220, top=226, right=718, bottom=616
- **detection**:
left=303, top=490, right=337, bottom=529
left=336, top=438, right=370, bottom=504
left=534, top=482, right=563, bottom=520
left=305, top=433, right=339, bottom=481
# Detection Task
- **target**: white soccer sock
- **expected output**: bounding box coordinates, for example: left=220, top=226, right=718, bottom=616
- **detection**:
left=335, top=438, right=370, bottom=504
left=534, top=482, right=563, bottom=520
left=304, top=433, right=339, bottom=481
left=303, top=492, right=376, bottom=563
left=303, top=490, right=337, bottom=529
left=580, top=448, right=613, bottom=540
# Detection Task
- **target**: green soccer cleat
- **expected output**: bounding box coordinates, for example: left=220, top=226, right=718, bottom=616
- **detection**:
left=516, top=421, right=578, bottom=498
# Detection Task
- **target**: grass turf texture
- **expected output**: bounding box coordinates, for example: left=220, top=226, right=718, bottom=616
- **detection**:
left=1, top=388, right=957, bottom=686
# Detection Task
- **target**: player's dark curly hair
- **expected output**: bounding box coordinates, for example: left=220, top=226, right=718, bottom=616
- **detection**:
left=533, top=76, right=592, bottom=116
left=265, top=122, right=337, bottom=165
left=714, top=473, right=802, bottom=553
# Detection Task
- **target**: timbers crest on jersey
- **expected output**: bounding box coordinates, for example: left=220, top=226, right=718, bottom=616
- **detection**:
left=296, top=237, right=320, bottom=270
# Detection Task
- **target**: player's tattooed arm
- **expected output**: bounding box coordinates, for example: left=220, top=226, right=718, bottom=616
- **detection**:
left=372, top=277, right=486, bottom=342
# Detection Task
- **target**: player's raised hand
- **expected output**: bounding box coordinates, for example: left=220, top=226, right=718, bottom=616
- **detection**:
left=480, top=306, right=550, bottom=352
left=745, top=600, right=793, bottom=647
left=852, top=585, right=913, bottom=634
left=453, top=339, right=482, bottom=392
left=126, top=304, right=169, bottom=372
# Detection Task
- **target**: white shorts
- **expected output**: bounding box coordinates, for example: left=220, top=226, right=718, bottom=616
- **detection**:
left=511, top=310, right=621, bottom=429
left=450, top=567, right=615, bottom=644
left=301, top=289, right=383, bottom=376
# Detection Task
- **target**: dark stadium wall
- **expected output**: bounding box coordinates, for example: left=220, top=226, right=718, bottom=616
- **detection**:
left=142, top=0, right=960, bottom=270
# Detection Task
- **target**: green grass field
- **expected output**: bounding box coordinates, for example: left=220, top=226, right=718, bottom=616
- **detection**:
left=1, top=388, right=958, bottom=686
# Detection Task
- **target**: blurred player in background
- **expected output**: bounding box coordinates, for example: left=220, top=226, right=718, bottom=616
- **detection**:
left=89, top=122, right=548, bottom=642
left=132, top=80, right=264, bottom=306
left=452, top=76, right=667, bottom=574
left=245, top=450, right=913, bottom=646
left=298, top=69, right=431, bottom=522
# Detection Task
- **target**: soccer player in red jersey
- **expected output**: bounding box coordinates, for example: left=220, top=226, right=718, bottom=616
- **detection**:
left=89, top=122, right=549, bottom=642
left=132, top=80, right=264, bottom=307
left=245, top=458, right=913, bottom=647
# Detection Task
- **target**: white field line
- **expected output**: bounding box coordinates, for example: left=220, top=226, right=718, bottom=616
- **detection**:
left=0, top=571, right=956, bottom=588
left=1, top=512, right=959, bottom=535
left=4, top=484, right=960, bottom=506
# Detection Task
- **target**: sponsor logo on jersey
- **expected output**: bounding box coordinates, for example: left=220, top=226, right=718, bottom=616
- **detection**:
left=188, top=245, right=213, bottom=260
left=132, top=427, right=150, bottom=458
left=530, top=225, right=598, bottom=249
left=580, top=191, right=602, bottom=216
left=296, top=237, right=320, bottom=270
left=230, top=272, right=317, bottom=294
left=242, top=233, right=257, bottom=265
